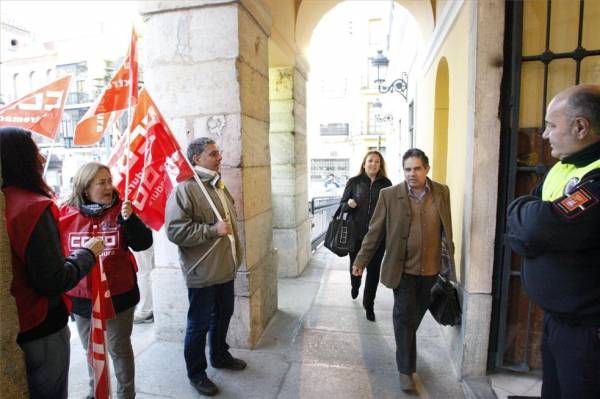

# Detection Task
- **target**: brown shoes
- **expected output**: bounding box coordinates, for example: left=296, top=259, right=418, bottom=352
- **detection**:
left=399, top=373, right=415, bottom=391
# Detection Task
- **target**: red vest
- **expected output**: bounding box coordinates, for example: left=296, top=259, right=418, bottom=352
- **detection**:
left=3, top=186, right=68, bottom=332
left=60, top=201, right=137, bottom=299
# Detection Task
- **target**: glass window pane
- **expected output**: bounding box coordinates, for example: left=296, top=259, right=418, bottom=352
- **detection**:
left=580, top=56, right=600, bottom=84
left=547, top=58, right=576, bottom=104
left=582, top=0, right=600, bottom=50
left=523, top=0, right=547, bottom=56
left=549, top=0, right=579, bottom=53
left=519, top=61, right=545, bottom=129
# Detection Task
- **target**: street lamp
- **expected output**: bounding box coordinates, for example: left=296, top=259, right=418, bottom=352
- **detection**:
left=371, top=50, right=408, bottom=100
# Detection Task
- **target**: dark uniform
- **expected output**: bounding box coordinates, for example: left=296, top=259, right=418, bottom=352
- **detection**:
left=507, top=141, right=600, bottom=399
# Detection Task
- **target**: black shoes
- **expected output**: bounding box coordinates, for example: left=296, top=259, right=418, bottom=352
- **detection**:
left=351, top=286, right=359, bottom=299
left=133, top=312, right=154, bottom=324
left=190, top=376, right=219, bottom=396
left=365, top=308, right=376, bottom=322
left=212, top=356, right=247, bottom=371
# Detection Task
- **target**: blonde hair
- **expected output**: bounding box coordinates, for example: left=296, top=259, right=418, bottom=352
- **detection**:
left=65, top=162, right=113, bottom=207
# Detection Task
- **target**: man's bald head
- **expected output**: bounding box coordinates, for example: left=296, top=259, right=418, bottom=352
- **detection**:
left=557, top=84, right=600, bottom=136
left=543, top=84, right=600, bottom=159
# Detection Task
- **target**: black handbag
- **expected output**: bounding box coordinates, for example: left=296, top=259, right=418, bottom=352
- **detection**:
left=324, top=205, right=354, bottom=257
left=429, top=274, right=462, bottom=326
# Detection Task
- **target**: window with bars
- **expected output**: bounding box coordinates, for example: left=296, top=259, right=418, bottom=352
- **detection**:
left=310, top=158, right=350, bottom=179
left=320, top=123, right=349, bottom=136
left=367, top=102, right=384, bottom=135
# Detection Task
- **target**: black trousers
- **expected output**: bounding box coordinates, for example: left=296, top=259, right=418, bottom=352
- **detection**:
left=348, top=242, right=385, bottom=309
left=541, top=313, right=600, bottom=399
left=392, top=273, right=437, bottom=374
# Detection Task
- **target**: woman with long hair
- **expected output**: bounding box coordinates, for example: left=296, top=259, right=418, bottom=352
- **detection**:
left=61, top=161, right=152, bottom=399
left=1, top=127, right=104, bottom=399
left=341, top=150, right=392, bottom=321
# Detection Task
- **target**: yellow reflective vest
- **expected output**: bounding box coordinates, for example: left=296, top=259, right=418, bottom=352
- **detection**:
left=542, top=158, right=600, bottom=201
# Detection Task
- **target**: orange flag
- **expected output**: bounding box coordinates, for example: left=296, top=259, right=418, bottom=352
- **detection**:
left=73, top=63, right=129, bottom=146
left=74, top=29, right=138, bottom=146
left=0, top=75, right=72, bottom=139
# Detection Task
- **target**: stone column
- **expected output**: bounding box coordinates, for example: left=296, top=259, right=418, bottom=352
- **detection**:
left=269, top=66, right=311, bottom=277
left=444, top=0, right=504, bottom=377
left=0, top=185, right=29, bottom=396
left=139, top=0, right=276, bottom=348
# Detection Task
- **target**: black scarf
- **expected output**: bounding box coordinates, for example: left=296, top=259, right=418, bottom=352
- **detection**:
left=80, top=192, right=118, bottom=216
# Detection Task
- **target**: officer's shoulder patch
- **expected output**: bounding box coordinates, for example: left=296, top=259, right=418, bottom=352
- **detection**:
left=553, top=185, right=598, bottom=218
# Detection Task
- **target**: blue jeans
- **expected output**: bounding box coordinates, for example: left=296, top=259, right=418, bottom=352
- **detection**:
left=185, top=280, right=235, bottom=382
left=19, top=325, right=70, bottom=399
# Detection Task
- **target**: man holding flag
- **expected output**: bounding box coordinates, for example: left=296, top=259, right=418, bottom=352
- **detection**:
left=165, top=137, right=246, bottom=397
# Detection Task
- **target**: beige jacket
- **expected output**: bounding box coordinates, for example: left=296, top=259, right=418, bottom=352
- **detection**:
left=354, top=179, right=456, bottom=289
left=165, top=171, right=242, bottom=288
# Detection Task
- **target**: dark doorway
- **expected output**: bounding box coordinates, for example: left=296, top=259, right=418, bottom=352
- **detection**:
left=490, top=0, right=600, bottom=372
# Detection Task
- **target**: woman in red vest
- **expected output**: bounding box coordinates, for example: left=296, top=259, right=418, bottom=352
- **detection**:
left=1, top=127, right=104, bottom=399
left=61, top=161, right=152, bottom=399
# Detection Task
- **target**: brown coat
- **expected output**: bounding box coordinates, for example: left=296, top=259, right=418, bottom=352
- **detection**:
left=353, top=179, right=456, bottom=289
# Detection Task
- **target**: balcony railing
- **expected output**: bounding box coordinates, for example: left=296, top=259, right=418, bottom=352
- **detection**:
left=66, top=92, right=90, bottom=105
left=309, top=196, right=341, bottom=251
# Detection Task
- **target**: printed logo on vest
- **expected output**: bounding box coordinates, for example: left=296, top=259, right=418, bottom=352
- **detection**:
left=69, top=231, right=120, bottom=250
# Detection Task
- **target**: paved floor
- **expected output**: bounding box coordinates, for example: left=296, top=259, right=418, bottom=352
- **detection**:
left=67, top=247, right=541, bottom=398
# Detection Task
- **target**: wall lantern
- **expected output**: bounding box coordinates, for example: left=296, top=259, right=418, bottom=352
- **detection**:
left=371, top=50, right=408, bottom=100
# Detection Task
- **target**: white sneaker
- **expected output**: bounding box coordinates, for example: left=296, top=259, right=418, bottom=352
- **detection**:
left=133, top=313, right=154, bottom=324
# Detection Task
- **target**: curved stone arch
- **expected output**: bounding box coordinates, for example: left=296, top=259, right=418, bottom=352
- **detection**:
left=433, top=56, right=449, bottom=183
left=295, top=0, right=434, bottom=61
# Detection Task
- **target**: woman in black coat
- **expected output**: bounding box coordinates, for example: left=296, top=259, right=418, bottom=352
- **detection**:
left=341, top=151, right=391, bottom=321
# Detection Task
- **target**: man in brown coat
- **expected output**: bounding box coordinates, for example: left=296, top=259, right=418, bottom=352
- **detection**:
left=352, top=148, right=456, bottom=391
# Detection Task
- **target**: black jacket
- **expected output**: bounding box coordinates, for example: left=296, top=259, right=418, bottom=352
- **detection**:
left=341, top=174, right=392, bottom=248
left=507, top=144, right=600, bottom=326
left=18, top=209, right=96, bottom=344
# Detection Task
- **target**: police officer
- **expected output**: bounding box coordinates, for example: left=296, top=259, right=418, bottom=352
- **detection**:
left=507, top=84, right=600, bottom=398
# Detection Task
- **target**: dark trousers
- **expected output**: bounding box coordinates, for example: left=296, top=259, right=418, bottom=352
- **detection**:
left=392, top=273, right=437, bottom=374
left=349, top=242, right=385, bottom=309
left=19, top=326, right=70, bottom=399
left=541, top=313, right=600, bottom=399
left=185, top=280, right=235, bottom=382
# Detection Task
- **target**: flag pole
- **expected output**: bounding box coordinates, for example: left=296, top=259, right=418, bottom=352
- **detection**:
left=124, top=28, right=137, bottom=202
left=124, top=104, right=133, bottom=200
left=42, top=140, right=56, bottom=178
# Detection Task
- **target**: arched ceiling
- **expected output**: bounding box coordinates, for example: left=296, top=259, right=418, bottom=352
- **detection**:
left=266, top=0, right=434, bottom=70
left=294, top=0, right=434, bottom=63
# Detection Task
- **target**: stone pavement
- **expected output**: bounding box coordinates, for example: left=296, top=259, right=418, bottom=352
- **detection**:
left=67, top=247, right=540, bottom=398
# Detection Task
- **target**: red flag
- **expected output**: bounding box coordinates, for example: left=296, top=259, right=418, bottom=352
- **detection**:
left=126, top=29, right=138, bottom=107
left=89, top=256, right=114, bottom=399
left=0, top=75, right=72, bottom=139
left=73, top=63, right=129, bottom=146
left=108, top=89, right=194, bottom=230
left=88, top=216, right=116, bottom=399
